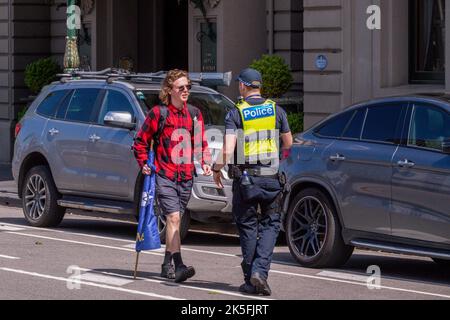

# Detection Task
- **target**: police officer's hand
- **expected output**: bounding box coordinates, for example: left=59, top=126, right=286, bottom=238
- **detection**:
left=142, top=164, right=152, bottom=175
left=213, top=171, right=224, bottom=189
left=202, top=164, right=212, bottom=176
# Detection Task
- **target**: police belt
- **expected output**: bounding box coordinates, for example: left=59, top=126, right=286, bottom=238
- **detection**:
left=230, top=166, right=279, bottom=179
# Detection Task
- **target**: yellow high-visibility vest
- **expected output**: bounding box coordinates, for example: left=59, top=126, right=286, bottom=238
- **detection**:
left=236, top=99, right=278, bottom=159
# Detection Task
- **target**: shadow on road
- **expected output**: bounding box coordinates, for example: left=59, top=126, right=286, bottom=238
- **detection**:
left=272, top=250, right=450, bottom=289
left=342, top=253, right=450, bottom=288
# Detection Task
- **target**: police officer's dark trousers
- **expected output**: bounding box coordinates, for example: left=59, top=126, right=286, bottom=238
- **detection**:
left=232, top=175, right=282, bottom=283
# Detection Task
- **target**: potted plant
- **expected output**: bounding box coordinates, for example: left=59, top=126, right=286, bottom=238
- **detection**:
left=18, top=58, right=61, bottom=121
left=250, top=54, right=303, bottom=133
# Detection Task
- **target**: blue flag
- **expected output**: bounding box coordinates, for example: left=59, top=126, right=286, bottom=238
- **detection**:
left=135, top=150, right=161, bottom=252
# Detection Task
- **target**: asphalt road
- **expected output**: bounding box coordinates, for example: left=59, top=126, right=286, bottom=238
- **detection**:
left=1, top=203, right=450, bottom=301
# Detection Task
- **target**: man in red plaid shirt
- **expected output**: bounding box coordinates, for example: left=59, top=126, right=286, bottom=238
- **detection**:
left=133, top=69, right=212, bottom=283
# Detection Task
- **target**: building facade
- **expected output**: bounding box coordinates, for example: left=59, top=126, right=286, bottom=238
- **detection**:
left=303, top=0, right=448, bottom=129
left=0, top=0, right=302, bottom=163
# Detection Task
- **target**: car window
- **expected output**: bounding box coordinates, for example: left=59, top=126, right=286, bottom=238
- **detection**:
left=342, top=108, right=366, bottom=139
left=136, top=90, right=233, bottom=126
left=62, top=89, right=101, bottom=123
left=189, top=93, right=232, bottom=126
left=55, top=90, right=74, bottom=120
left=314, top=110, right=354, bottom=138
left=98, top=90, right=135, bottom=124
left=36, top=90, right=69, bottom=118
left=361, top=104, right=403, bottom=143
left=408, top=104, right=450, bottom=152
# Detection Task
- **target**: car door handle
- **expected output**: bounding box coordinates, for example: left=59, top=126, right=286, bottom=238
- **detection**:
left=397, top=159, right=415, bottom=168
left=48, top=128, right=59, bottom=136
left=329, top=154, right=346, bottom=162
left=89, top=134, right=101, bottom=142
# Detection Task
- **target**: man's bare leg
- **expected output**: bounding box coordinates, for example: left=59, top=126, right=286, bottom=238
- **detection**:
left=165, top=212, right=181, bottom=254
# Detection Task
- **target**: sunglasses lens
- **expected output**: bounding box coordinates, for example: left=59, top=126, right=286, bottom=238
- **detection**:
left=177, top=85, right=191, bottom=92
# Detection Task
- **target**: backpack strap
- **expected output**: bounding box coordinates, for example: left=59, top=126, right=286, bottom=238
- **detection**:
left=153, top=105, right=168, bottom=151
left=187, top=104, right=200, bottom=133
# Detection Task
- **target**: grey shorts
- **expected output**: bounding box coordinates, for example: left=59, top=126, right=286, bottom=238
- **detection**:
left=155, top=174, right=193, bottom=216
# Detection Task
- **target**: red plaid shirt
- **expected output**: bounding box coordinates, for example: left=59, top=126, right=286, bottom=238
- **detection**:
left=133, top=103, right=211, bottom=182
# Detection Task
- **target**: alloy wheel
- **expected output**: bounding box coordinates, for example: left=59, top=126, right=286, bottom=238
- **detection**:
left=24, top=174, right=47, bottom=221
left=289, top=196, right=328, bottom=259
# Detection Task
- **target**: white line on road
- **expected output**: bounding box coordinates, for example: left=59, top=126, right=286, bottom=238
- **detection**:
left=270, top=269, right=450, bottom=299
left=78, top=271, right=134, bottom=287
left=0, top=225, right=24, bottom=232
left=0, top=254, right=20, bottom=260
left=1, top=222, right=240, bottom=258
left=0, top=267, right=182, bottom=300
left=3, top=232, right=269, bottom=300
left=317, top=271, right=369, bottom=283
left=3, top=223, right=450, bottom=299
left=6, top=232, right=163, bottom=257
left=75, top=268, right=273, bottom=301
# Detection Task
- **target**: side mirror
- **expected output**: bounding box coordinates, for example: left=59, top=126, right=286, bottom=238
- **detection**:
left=104, top=111, right=135, bottom=130
left=442, top=139, right=450, bottom=154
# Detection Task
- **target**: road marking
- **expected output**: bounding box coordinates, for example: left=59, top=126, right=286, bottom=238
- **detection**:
left=270, top=269, right=450, bottom=299
left=0, top=225, right=24, bottom=232
left=0, top=254, right=20, bottom=260
left=3, top=222, right=450, bottom=299
left=122, top=243, right=166, bottom=253
left=0, top=267, right=182, bottom=300
left=6, top=232, right=163, bottom=257
left=181, top=247, right=238, bottom=258
left=78, top=271, right=134, bottom=286
left=2, top=232, right=267, bottom=300
left=0, top=222, right=134, bottom=243
left=76, top=268, right=272, bottom=301
left=317, top=270, right=369, bottom=283
left=1, top=222, right=240, bottom=258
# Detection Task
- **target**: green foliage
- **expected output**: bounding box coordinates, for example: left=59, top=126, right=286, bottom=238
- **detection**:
left=287, top=112, right=304, bottom=134
left=17, top=107, right=27, bottom=122
left=24, top=58, right=61, bottom=94
left=250, top=55, right=293, bottom=98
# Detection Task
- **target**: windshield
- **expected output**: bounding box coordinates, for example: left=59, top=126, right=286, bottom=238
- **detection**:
left=135, top=90, right=234, bottom=126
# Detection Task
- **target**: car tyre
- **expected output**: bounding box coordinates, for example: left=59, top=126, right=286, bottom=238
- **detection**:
left=286, top=188, right=353, bottom=268
left=22, top=166, right=65, bottom=227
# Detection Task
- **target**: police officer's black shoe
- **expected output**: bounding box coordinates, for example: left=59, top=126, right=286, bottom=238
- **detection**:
left=239, top=283, right=256, bottom=294
left=250, top=273, right=272, bottom=296
left=175, top=265, right=195, bottom=283
left=161, top=263, right=175, bottom=279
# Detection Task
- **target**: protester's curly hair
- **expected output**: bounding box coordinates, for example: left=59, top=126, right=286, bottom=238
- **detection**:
left=159, top=69, right=190, bottom=105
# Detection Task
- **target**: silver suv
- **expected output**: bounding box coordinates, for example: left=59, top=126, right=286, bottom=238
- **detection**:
left=12, top=71, right=235, bottom=240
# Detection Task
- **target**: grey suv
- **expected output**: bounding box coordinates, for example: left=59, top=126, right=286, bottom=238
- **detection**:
left=281, top=95, right=450, bottom=268
left=12, top=71, right=235, bottom=240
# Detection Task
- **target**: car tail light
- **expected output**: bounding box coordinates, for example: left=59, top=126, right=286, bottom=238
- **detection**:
left=15, top=123, right=22, bottom=138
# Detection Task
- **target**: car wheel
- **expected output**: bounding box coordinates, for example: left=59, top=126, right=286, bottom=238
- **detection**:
left=432, top=258, right=450, bottom=267
left=286, top=188, right=354, bottom=268
left=22, top=166, right=65, bottom=227
left=156, top=204, right=191, bottom=244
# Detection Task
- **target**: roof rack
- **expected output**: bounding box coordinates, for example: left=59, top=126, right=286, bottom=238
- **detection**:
left=57, top=69, right=232, bottom=87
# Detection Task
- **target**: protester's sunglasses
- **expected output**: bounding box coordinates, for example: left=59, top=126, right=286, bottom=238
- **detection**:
left=175, top=85, right=192, bottom=92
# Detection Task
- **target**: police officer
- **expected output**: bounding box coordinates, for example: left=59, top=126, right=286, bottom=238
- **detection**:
left=212, top=68, right=293, bottom=296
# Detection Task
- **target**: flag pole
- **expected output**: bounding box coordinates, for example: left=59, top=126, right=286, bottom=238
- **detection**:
left=134, top=251, right=140, bottom=280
